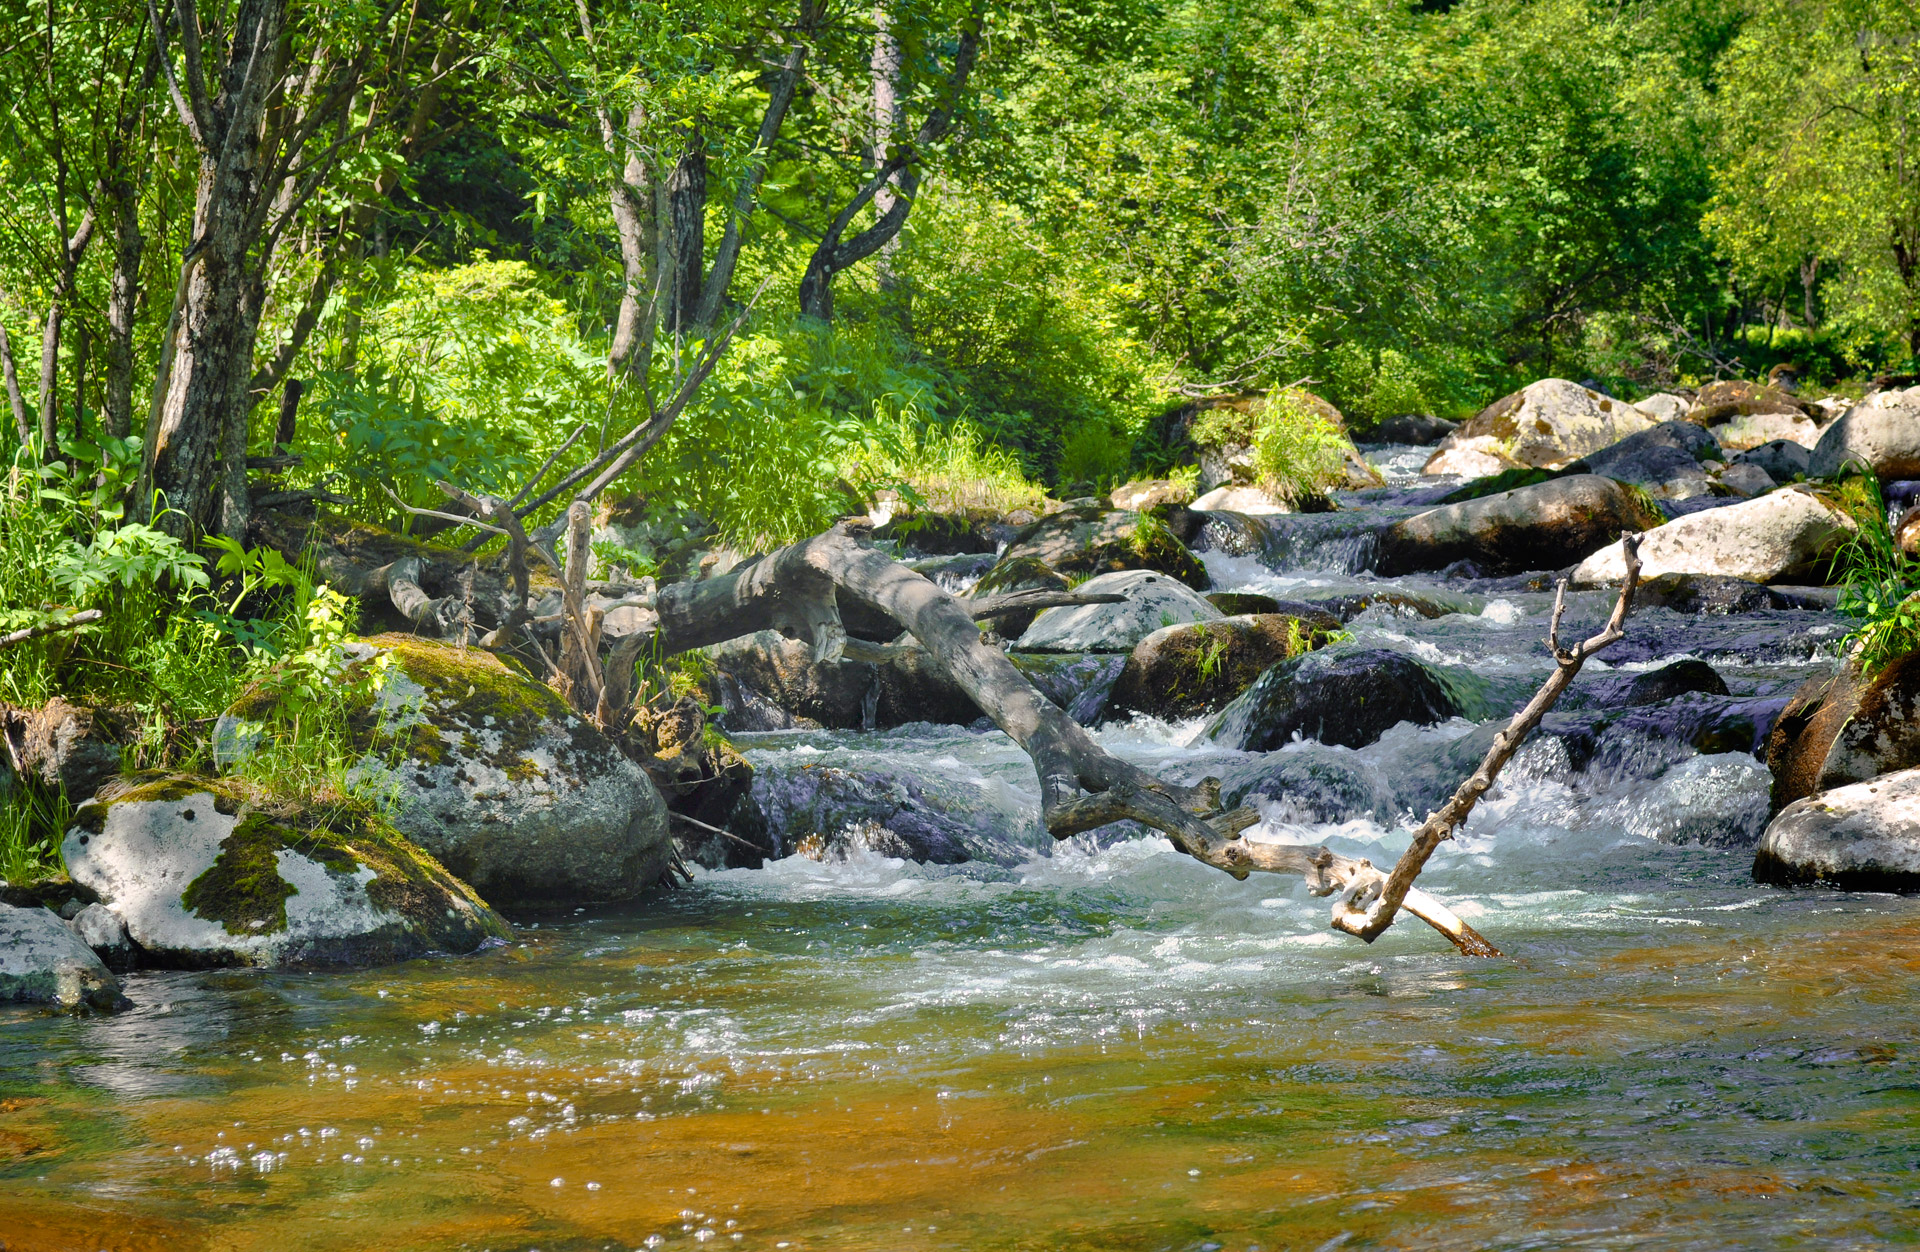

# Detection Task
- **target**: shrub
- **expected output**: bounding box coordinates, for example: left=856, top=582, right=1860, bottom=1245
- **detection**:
left=1831, top=474, right=1920, bottom=672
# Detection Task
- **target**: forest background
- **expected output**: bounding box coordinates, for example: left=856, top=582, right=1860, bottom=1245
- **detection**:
left=2, top=0, right=1918, bottom=874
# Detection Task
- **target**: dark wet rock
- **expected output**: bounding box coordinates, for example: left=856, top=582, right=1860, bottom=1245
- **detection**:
left=1754, top=767, right=1920, bottom=890
left=61, top=775, right=509, bottom=969
left=1572, top=486, right=1854, bottom=587
left=1305, top=591, right=1455, bottom=622
left=1009, top=653, right=1127, bottom=725
left=1766, top=652, right=1920, bottom=813
left=1206, top=591, right=1282, bottom=615
left=1105, top=614, right=1341, bottom=723
left=1205, top=648, right=1460, bottom=751
left=971, top=555, right=1072, bottom=638
left=0, top=901, right=126, bottom=1011
left=1425, top=379, right=1657, bottom=474
left=1568, top=420, right=1721, bottom=500
left=704, top=631, right=984, bottom=730
left=1375, top=414, right=1458, bottom=445
left=1734, top=439, right=1812, bottom=482
left=1216, top=751, right=1394, bottom=824
left=218, top=635, right=673, bottom=908
left=874, top=510, right=998, bottom=556
left=908, top=552, right=999, bottom=591
left=1016, top=570, right=1222, bottom=653
left=1633, top=572, right=1782, bottom=615
left=1375, top=474, right=1665, bottom=578
left=1809, top=386, right=1920, bottom=481
left=1584, top=659, right=1730, bottom=708
left=0, top=698, right=134, bottom=799
left=748, top=762, right=1030, bottom=865
left=992, top=502, right=1209, bottom=590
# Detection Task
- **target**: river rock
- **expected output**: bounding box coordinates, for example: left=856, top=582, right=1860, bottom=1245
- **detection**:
left=1710, top=410, right=1823, bottom=452
left=1306, top=590, right=1457, bottom=621
left=0, top=901, right=125, bottom=1010
left=1585, top=659, right=1730, bottom=708
left=1204, top=648, right=1460, bottom=751
left=1809, top=386, right=1920, bottom=481
left=1216, top=751, right=1394, bottom=824
left=1016, top=569, right=1223, bottom=653
left=1104, top=613, right=1341, bottom=723
left=1375, top=414, right=1459, bottom=445
left=1570, top=486, right=1853, bottom=588
left=748, top=762, right=1030, bottom=866
left=1734, top=439, right=1811, bottom=482
left=219, top=635, right=674, bottom=907
left=1765, top=652, right=1920, bottom=812
left=1689, top=379, right=1810, bottom=426
left=1633, top=393, right=1691, bottom=423
left=0, top=698, right=132, bottom=799
left=1717, top=462, right=1776, bottom=497
left=1375, top=474, right=1666, bottom=578
left=993, top=502, right=1209, bottom=590
left=1191, top=484, right=1288, bottom=514
left=873, top=510, right=997, bottom=556
left=1632, top=572, right=1781, bottom=615
left=1570, top=420, right=1720, bottom=500
left=1424, top=379, right=1657, bottom=472
left=69, top=902, right=137, bottom=971
left=970, top=555, right=1070, bottom=638
left=1753, top=767, right=1920, bottom=890
left=1206, top=592, right=1281, bottom=615
left=703, top=630, right=984, bottom=730
left=1110, top=479, right=1194, bottom=511
left=61, top=776, right=509, bottom=969
left=1899, top=506, right=1920, bottom=559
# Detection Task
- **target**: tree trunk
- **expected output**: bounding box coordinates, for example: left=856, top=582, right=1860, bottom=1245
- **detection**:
left=37, top=209, right=98, bottom=456
left=104, top=170, right=143, bottom=439
left=661, top=139, right=707, bottom=339
left=0, top=322, right=27, bottom=445
left=871, top=3, right=905, bottom=292
left=606, top=102, right=658, bottom=382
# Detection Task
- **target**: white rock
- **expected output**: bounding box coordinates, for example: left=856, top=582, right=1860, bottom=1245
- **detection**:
left=1809, top=386, right=1920, bottom=480
left=1570, top=486, right=1853, bottom=587
left=0, top=901, right=124, bottom=1010
left=1633, top=393, right=1691, bottom=423
left=1420, top=439, right=1515, bottom=478
left=1190, top=484, right=1289, bottom=514
left=1016, top=569, right=1222, bottom=653
left=68, top=901, right=135, bottom=968
left=1754, top=767, right=1920, bottom=889
left=1710, top=410, right=1822, bottom=451
left=1425, top=379, right=1656, bottom=471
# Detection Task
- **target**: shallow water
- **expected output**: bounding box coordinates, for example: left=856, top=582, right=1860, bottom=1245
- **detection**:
left=5, top=481, right=1915, bottom=1251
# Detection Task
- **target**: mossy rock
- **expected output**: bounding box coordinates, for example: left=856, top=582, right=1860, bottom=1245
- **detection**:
left=1105, top=613, right=1343, bottom=724
left=989, top=504, right=1209, bottom=592
left=217, top=635, right=673, bottom=908
left=62, top=774, right=510, bottom=969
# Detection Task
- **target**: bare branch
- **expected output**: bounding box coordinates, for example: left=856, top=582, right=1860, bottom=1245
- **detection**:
left=0, top=609, right=103, bottom=651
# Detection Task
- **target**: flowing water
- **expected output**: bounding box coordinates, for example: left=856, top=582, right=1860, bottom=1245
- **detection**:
left=5, top=456, right=1918, bottom=1251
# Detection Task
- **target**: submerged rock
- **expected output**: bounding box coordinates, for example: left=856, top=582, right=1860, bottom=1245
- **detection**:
left=1016, top=569, right=1222, bottom=653
left=1754, top=767, right=1920, bottom=891
left=61, top=776, right=509, bottom=969
left=0, top=901, right=125, bottom=1011
left=1204, top=648, right=1460, bottom=751
left=1104, top=613, right=1340, bottom=723
left=1375, top=474, right=1665, bottom=578
left=1216, top=750, right=1395, bottom=825
left=1425, top=379, right=1656, bottom=472
left=993, top=502, right=1209, bottom=590
left=219, top=635, right=673, bottom=908
left=1765, top=652, right=1920, bottom=813
left=1809, top=386, right=1920, bottom=481
left=1571, top=486, right=1853, bottom=587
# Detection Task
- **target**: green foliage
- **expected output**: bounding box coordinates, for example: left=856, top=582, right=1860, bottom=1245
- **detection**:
left=1832, top=474, right=1920, bottom=671
left=1327, top=345, right=1435, bottom=425
left=1249, top=396, right=1352, bottom=506
left=1056, top=422, right=1134, bottom=494
left=0, top=783, right=70, bottom=885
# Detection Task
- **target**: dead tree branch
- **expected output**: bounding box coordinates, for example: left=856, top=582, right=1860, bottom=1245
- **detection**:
left=0, top=609, right=103, bottom=650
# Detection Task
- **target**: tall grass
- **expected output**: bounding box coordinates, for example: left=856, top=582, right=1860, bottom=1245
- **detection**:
left=859, top=408, right=1050, bottom=515
left=1832, top=473, right=1920, bottom=672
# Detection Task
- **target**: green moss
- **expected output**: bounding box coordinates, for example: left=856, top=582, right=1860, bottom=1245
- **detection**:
left=1438, top=466, right=1560, bottom=504
left=182, top=813, right=300, bottom=935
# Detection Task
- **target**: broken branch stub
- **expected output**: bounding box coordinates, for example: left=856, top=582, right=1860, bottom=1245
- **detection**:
left=650, top=525, right=1503, bottom=954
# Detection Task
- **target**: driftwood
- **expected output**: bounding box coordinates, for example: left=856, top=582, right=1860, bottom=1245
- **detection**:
left=0, top=609, right=103, bottom=651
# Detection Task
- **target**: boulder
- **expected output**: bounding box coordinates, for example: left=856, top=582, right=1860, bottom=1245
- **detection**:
left=1569, top=420, right=1720, bottom=500
left=1206, top=591, right=1282, bottom=615
left=69, top=902, right=137, bottom=971
left=1570, top=486, right=1853, bottom=588
left=0, top=698, right=132, bottom=799
left=1103, top=613, right=1341, bottom=723
left=218, top=635, right=674, bottom=907
left=1765, top=652, right=1920, bottom=812
left=1191, top=484, right=1288, bottom=514
left=61, top=776, right=508, bottom=969
left=1633, top=393, right=1691, bottom=423
left=1204, top=648, right=1460, bottom=752
left=703, top=630, right=984, bottom=730
left=1632, top=572, right=1782, bottom=615
left=970, top=555, right=1070, bottom=638
left=1717, top=462, right=1776, bottom=497
left=1009, top=652, right=1128, bottom=724
left=1422, top=443, right=1516, bottom=478
left=1710, top=410, right=1823, bottom=452
left=1217, top=751, right=1394, bottom=825
left=1015, top=569, right=1223, bottom=653
left=1305, top=590, right=1456, bottom=622
left=994, top=502, right=1209, bottom=590
left=1689, top=379, right=1810, bottom=425
left=0, top=901, right=125, bottom=1011
left=873, top=510, right=997, bottom=556
left=1584, top=659, right=1730, bottom=709
left=749, top=763, right=1031, bottom=866
left=1753, top=767, right=1920, bottom=891
left=1898, top=506, right=1920, bottom=559
left=1734, top=439, right=1811, bottom=482
left=1809, top=387, right=1920, bottom=481
left=1375, top=474, right=1666, bottom=578
left=1424, top=379, right=1657, bottom=472
left=1110, top=479, right=1194, bottom=511
left=1375, top=414, right=1459, bottom=445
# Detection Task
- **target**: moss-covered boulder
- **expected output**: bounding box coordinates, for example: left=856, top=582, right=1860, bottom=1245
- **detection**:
left=1104, top=613, right=1341, bottom=724
left=1203, top=647, right=1461, bottom=752
left=1766, top=652, right=1920, bottom=814
left=990, top=502, right=1209, bottom=591
left=220, top=635, right=673, bottom=908
left=60, top=775, right=509, bottom=969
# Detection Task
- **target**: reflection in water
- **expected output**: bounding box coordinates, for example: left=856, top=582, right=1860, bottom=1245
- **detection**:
left=2, top=479, right=1908, bottom=1251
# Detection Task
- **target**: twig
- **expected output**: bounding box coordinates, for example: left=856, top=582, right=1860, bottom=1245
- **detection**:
left=1329, top=532, right=1645, bottom=947
left=0, top=609, right=103, bottom=650
left=669, top=810, right=763, bottom=851
left=381, top=484, right=509, bottom=536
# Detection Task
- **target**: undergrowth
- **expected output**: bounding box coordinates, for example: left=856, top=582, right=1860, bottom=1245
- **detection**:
left=1831, top=473, right=1920, bottom=672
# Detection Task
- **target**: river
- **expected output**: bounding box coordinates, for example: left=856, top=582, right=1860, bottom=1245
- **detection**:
left=4, top=453, right=1916, bottom=1251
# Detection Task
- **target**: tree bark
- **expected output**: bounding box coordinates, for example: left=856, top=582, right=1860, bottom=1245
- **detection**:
left=0, top=322, right=28, bottom=445
left=660, top=138, right=708, bottom=338
left=605, top=101, right=658, bottom=383
left=37, top=208, right=99, bottom=455
left=104, top=167, right=143, bottom=439
left=871, top=3, right=904, bottom=292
